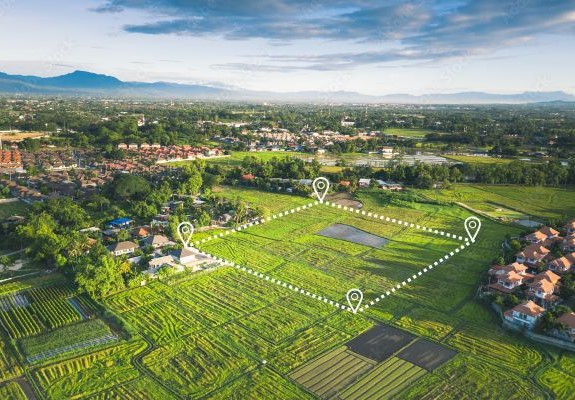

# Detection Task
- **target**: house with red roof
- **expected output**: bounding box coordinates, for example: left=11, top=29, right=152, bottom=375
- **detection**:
left=562, top=235, right=575, bottom=253
left=564, top=218, right=575, bottom=235
left=504, top=300, right=546, bottom=329
left=528, top=270, right=561, bottom=307
left=488, top=262, right=531, bottom=293
left=516, top=243, right=550, bottom=266
left=548, top=252, right=575, bottom=273
left=557, top=312, right=575, bottom=342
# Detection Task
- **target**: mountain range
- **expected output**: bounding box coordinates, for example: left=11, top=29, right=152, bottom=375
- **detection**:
left=1, top=70, right=574, bottom=104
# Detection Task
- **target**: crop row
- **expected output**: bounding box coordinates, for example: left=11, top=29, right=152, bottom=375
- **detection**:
left=31, top=340, right=147, bottom=399
left=30, top=299, right=83, bottom=329
left=123, top=300, right=206, bottom=344
left=143, top=328, right=254, bottom=398
left=0, top=307, right=44, bottom=339
left=341, top=357, right=427, bottom=400
left=28, top=284, right=76, bottom=303
left=240, top=304, right=314, bottom=344
left=447, top=326, right=543, bottom=375
left=291, top=347, right=375, bottom=399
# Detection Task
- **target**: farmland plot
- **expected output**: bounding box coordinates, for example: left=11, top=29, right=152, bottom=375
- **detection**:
left=31, top=340, right=147, bottom=399
left=340, top=357, right=427, bottom=400
left=290, top=346, right=376, bottom=398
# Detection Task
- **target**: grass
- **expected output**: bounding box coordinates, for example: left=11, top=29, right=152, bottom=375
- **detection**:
left=384, top=127, right=444, bottom=138
left=0, top=200, right=28, bottom=219
left=419, top=184, right=575, bottom=221
left=202, top=151, right=309, bottom=167
left=443, top=155, right=514, bottom=164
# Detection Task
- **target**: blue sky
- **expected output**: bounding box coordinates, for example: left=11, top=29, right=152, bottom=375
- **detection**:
left=0, top=0, right=574, bottom=94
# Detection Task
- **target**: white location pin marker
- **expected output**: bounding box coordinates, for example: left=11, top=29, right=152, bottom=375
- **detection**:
left=464, top=217, right=481, bottom=242
left=177, top=222, right=194, bottom=248
left=312, top=177, right=330, bottom=202
left=346, top=288, right=363, bottom=314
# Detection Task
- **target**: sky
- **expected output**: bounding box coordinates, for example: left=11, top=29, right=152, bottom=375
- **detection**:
left=0, top=0, right=574, bottom=95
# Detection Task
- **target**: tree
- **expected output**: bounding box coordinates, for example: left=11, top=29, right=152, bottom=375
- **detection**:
left=133, top=201, right=157, bottom=219
left=197, top=210, right=212, bottom=227
left=0, top=255, right=10, bottom=267
left=74, top=248, right=128, bottom=299
left=108, top=174, right=151, bottom=200
left=180, top=166, right=203, bottom=195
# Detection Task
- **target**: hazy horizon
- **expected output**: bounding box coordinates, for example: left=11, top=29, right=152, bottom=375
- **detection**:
left=0, top=1, right=574, bottom=95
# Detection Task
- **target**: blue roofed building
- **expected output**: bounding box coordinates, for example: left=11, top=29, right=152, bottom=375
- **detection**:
left=106, top=217, right=134, bottom=229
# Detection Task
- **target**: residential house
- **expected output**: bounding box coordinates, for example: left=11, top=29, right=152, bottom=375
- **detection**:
left=107, top=241, right=139, bottom=257
left=117, top=143, right=128, bottom=150
left=504, top=300, right=546, bottom=329
left=143, top=235, right=171, bottom=249
left=557, top=312, right=575, bottom=342
left=171, top=248, right=197, bottom=265
left=548, top=253, right=575, bottom=273
left=132, top=226, right=152, bottom=238
left=358, top=178, right=371, bottom=188
left=106, top=217, right=134, bottom=229
left=562, top=235, right=575, bottom=252
left=148, top=255, right=175, bottom=269
left=516, top=243, right=550, bottom=266
left=379, top=146, right=394, bottom=155
left=564, top=218, right=575, bottom=235
left=488, top=262, right=530, bottom=293
left=528, top=270, right=561, bottom=306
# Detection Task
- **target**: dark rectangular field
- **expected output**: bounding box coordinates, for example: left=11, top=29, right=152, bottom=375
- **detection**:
left=317, top=223, right=389, bottom=248
left=346, top=325, right=416, bottom=362
left=396, top=338, right=457, bottom=371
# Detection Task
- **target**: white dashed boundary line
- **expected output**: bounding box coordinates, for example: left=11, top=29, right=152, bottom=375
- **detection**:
left=194, top=200, right=465, bottom=245
left=195, top=249, right=347, bottom=311
left=194, top=199, right=474, bottom=314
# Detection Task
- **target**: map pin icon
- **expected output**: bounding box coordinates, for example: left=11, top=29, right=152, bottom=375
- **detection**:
left=346, top=288, right=363, bottom=314
left=177, top=222, right=194, bottom=248
left=464, top=217, right=481, bottom=242
left=312, top=177, right=330, bottom=202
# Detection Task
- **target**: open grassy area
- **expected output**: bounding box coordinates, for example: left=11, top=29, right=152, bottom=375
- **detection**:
left=0, top=200, right=28, bottom=219
left=201, top=150, right=309, bottom=167
left=419, top=184, right=575, bottom=221
left=384, top=127, right=444, bottom=138
left=443, top=155, right=514, bottom=165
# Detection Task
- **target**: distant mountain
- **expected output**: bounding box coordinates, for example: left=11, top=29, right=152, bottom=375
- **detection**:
left=0, top=70, right=574, bottom=104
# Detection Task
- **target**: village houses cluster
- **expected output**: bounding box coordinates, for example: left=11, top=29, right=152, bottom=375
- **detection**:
left=488, top=218, right=575, bottom=341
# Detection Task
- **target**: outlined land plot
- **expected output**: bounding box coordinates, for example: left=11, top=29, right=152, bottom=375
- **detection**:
left=195, top=201, right=474, bottom=314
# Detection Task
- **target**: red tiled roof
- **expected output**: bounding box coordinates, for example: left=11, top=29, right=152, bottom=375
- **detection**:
left=539, top=226, right=559, bottom=237
left=557, top=312, right=575, bottom=329
left=517, top=243, right=550, bottom=260
left=508, top=300, right=546, bottom=317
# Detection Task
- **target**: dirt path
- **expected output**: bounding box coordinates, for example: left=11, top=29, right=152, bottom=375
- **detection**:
left=326, top=192, right=363, bottom=209
left=6, top=377, right=39, bottom=400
